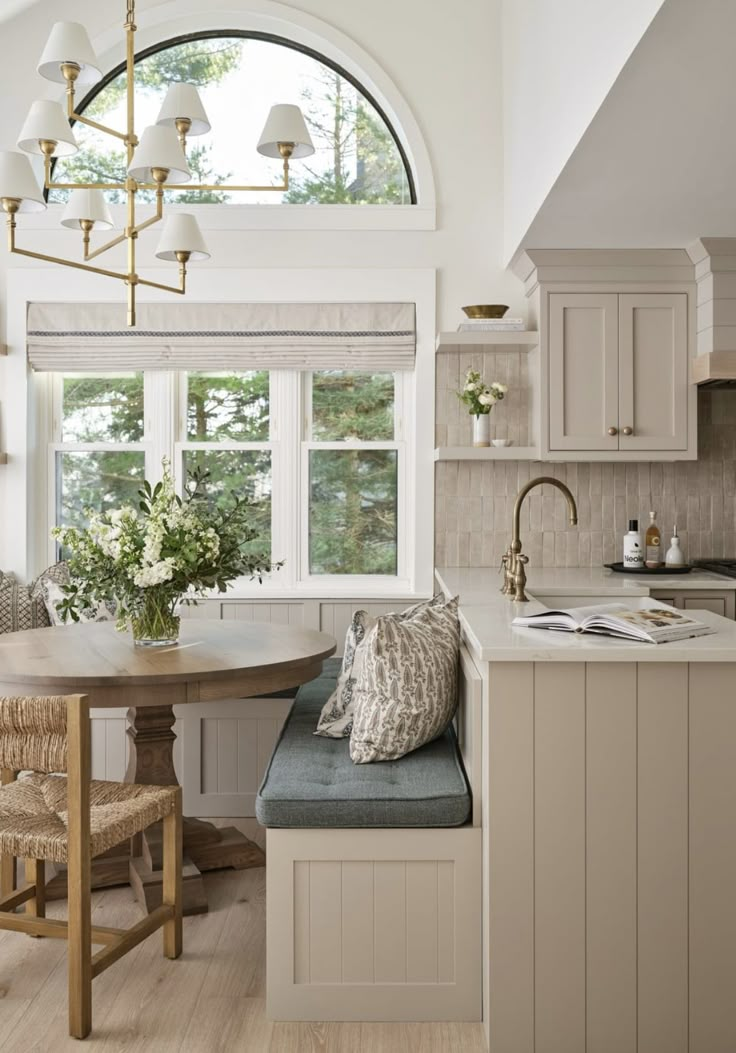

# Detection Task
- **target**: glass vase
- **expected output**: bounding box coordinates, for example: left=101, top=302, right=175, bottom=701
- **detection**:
left=131, top=590, right=180, bottom=647
left=472, top=413, right=491, bottom=447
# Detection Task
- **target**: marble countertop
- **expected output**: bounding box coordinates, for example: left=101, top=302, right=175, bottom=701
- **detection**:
left=435, top=566, right=736, bottom=663
left=436, top=565, right=736, bottom=604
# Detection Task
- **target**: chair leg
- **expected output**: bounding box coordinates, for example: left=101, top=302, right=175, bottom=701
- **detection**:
left=67, top=696, right=92, bottom=1040
left=25, top=859, right=45, bottom=935
left=162, top=788, right=182, bottom=960
left=0, top=770, right=17, bottom=896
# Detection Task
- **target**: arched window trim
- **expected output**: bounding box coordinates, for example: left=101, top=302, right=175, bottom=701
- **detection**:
left=49, top=29, right=416, bottom=205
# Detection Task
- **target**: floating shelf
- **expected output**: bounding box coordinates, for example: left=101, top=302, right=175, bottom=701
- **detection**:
left=436, top=331, right=539, bottom=351
left=434, top=446, right=540, bottom=461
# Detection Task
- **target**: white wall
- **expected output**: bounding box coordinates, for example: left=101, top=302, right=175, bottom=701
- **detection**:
left=0, top=0, right=525, bottom=578
left=501, top=0, right=664, bottom=264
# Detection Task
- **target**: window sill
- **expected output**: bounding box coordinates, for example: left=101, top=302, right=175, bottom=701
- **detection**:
left=197, top=582, right=427, bottom=602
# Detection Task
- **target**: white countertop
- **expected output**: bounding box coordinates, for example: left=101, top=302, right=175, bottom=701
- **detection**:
left=436, top=565, right=736, bottom=604
left=435, top=566, right=736, bottom=663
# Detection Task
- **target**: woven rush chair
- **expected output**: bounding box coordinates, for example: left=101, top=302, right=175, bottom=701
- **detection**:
left=0, top=693, right=182, bottom=1039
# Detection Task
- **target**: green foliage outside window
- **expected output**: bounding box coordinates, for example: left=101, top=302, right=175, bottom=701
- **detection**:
left=50, top=36, right=410, bottom=206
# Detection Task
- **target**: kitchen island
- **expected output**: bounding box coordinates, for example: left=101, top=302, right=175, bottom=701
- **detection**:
left=436, top=565, right=736, bottom=1053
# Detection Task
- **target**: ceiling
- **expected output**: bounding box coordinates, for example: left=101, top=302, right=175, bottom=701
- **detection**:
left=0, top=0, right=41, bottom=22
left=519, top=0, right=736, bottom=254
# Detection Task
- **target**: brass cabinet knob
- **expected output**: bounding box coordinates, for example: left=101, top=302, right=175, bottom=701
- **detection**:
left=622, top=426, right=633, bottom=436
left=608, top=426, right=618, bottom=436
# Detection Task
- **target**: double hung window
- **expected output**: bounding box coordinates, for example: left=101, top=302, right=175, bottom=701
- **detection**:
left=48, top=368, right=410, bottom=588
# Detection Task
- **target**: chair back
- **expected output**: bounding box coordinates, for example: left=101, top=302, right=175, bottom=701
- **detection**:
left=0, top=695, right=86, bottom=774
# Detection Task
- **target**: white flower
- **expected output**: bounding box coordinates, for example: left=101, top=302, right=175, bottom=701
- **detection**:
left=491, top=382, right=508, bottom=394
left=478, top=390, right=497, bottom=407
left=133, top=560, right=175, bottom=588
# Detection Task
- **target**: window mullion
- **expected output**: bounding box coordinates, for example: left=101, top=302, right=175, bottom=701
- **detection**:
left=270, top=370, right=299, bottom=590
left=144, top=371, right=176, bottom=482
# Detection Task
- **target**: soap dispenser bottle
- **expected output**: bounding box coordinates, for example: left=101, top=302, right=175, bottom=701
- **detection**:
left=623, top=519, right=644, bottom=569
left=665, top=525, right=686, bottom=567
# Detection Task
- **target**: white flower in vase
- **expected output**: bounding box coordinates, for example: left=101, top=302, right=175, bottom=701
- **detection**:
left=456, top=368, right=510, bottom=447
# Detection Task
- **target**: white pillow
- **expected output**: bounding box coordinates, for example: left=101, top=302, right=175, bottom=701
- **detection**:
left=314, top=597, right=448, bottom=739
left=349, top=597, right=460, bottom=764
left=43, top=581, right=116, bottom=625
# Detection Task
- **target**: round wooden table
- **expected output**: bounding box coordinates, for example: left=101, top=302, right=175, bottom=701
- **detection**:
left=0, top=619, right=336, bottom=914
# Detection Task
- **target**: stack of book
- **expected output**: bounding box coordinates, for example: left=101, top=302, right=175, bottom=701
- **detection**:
left=457, top=317, right=526, bottom=332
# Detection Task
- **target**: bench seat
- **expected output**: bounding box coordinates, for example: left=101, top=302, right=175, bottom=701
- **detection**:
left=255, top=658, right=471, bottom=829
left=261, top=651, right=482, bottom=1024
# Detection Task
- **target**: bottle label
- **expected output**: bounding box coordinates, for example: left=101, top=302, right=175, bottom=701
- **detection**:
left=646, top=538, right=661, bottom=564
left=623, top=539, right=643, bottom=566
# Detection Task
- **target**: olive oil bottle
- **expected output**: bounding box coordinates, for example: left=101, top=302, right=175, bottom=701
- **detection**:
left=645, top=511, right=662, bottom=568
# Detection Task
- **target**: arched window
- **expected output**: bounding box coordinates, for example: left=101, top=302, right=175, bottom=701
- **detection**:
left=49, top=32, right=415, bottom=205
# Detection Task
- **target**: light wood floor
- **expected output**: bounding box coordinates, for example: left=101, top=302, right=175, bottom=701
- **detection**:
left=0, top=855, right=487, bottom=1051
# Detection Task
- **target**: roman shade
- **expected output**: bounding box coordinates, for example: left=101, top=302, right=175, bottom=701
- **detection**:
left=26, top=301, right=416, bottom=372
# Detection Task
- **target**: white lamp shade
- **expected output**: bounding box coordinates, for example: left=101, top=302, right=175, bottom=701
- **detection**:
left=156, top=84, right=211, bottom=136
left=61, top=189, right=113, bottom=230
left=0, top=151, right=46, bottom=213
left=37, top=22, right=101, bottom=85
left=17, top=100, right=78, bottom=157
left=128, top=125, right=191, bottom=184
left=155, top=213, right=210, bottom=261
left=256, top=104, right=314, bottom=159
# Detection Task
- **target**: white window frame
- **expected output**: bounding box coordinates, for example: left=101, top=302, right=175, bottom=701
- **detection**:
left=45, top=367, right=414, bottom=594
left=299, top=369, right=411, bottom=590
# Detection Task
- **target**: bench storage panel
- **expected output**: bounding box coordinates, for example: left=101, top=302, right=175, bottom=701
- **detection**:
left=261, top=647, right=483, bottom=1022
left=267, top=827, right=481, bottom=1021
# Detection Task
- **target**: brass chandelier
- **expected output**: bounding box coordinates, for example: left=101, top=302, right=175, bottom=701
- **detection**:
left=0, top=0, right=315, bottom=325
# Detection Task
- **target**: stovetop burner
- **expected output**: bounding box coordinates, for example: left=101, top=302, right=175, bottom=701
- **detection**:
left=694, top=559, right=736, bottom=579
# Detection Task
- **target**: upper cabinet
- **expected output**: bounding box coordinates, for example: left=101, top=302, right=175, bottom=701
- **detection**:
left=516, top=250, right=697, bottom=462
left=548, top=291, right=689, bottom=455
left=549, top=292, right=619, bottom=452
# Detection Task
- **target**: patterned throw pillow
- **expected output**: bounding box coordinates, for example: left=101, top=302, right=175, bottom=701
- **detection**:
left=314, top=596, right=448, bottom=739
left=31, top=562, right=71, bottom=626
left=349, top=596, right=461, bottom=764
left=32, top=562, right=116, bottom=625
left=0, top=578, right=51, bottom=634
left=314, top=609, right=376, bottom=738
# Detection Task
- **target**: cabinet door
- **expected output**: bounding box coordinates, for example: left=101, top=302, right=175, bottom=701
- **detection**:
left=549, top=293, right=619, bottom=451
left=618, top=294, right=688, bottom=450
left=650, top=590, right=735, bottom=619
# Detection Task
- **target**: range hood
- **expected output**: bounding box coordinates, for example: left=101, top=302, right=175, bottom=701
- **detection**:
left=692, top=352, right=736, bottom=387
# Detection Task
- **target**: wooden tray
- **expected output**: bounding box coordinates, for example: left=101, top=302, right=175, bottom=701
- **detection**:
left=604, top=562, right=692, bottom=575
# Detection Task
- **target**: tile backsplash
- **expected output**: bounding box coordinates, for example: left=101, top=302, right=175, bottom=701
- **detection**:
left=435, top=388, right=736, bottom=569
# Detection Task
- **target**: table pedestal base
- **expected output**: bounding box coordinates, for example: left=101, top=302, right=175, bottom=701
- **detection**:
left=46, top=704, right=266, bottom=915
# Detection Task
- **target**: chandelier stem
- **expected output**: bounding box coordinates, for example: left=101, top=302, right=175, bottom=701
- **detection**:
left=125, top=11, right=137, bottom=328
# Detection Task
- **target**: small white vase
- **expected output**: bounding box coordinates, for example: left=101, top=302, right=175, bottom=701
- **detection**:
left=472, top=413, right=491, bottom=447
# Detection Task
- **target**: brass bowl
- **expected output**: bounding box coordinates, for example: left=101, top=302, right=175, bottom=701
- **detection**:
left=462, top=304, right=509, bottom=319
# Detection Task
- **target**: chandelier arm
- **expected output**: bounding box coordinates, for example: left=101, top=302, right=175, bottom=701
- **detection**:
left=137, top=270, right=186, bottom=296
left=68, top=111, right=130, bottom=145
left=10, top=245, right=129, bottom=283
left=85, top=232, right=127, bottom=262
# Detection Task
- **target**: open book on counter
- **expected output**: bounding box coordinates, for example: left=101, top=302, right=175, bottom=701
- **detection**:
left=512, top=602, right=716, bottom=644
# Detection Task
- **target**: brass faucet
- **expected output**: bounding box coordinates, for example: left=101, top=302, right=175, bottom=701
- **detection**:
left=501, top=477, right=578, bottom=602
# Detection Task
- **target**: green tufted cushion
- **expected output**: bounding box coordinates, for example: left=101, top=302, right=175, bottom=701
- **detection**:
left=256, top=658, right=471, bottom=829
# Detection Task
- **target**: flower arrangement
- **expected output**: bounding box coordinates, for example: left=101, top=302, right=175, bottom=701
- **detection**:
left=457, top=368, right=508, bottom=415
left=51, top=460, right=278, bottom=646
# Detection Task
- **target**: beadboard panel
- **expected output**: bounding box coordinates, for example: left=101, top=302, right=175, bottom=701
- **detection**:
left=485, top=660, right=712, bottom=1053
left=268, top=828, right=481, bottom=1021
left=292, top=859, right=455, bottom=987
left=435, top=387, right=735, bottom=568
